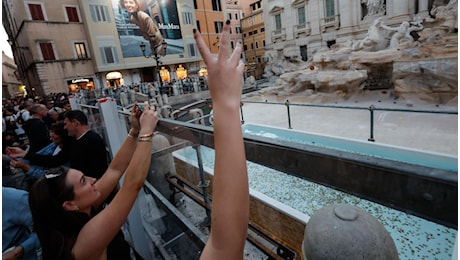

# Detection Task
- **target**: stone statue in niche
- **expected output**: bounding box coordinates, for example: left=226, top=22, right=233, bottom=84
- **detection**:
left=361, top=0, right=386, bottom=17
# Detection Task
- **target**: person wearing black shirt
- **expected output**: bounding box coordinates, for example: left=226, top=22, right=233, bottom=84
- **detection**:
left=61, top=110, right=109, bottom=179
left=23, top=104, right=51, bottom=154
left=9, top=110, right=108, bottom=180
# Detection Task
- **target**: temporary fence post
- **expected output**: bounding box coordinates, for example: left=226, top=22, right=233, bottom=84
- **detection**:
left=240, top=102, right=245, bottom=125
left=368, top=105, right=375, bottom=142
left=286, top=100, right=292, bottom=129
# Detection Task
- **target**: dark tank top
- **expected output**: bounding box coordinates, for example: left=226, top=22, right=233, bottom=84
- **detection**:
left=107, top=230, right=131, bottom=259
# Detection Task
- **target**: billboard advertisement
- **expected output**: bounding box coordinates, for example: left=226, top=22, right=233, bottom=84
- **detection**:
left=112, top=0, right=184, bottom=58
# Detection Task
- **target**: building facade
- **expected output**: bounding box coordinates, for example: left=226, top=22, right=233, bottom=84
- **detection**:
left=80, top=0, right=201, bottom=88
left=241, top=0, right=266, bottom=79
left=263, top=0, right=433, bottom=63
left=225, top=0, right=244, bottom=51
left=2, top=0, right=228, bottom=96
left=193, top=0, right=227, bottom=55
left=2, top=0, right=94, bottom=96
left=2, top=51, right=23, bottom=98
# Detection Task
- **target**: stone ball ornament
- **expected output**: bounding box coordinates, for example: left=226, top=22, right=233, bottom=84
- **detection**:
left=302, top=204, right=398, bottom=259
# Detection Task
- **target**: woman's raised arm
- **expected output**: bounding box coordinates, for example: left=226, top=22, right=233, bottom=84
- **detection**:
left=92, top=102, right=143, bottom=207
left=195, top=21, right=249, bottom=260
left=72, top=102, right=158, bottom=259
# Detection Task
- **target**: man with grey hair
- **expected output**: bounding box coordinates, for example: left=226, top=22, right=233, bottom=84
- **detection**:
left=23, top=104, right=51, bottom=154
left=48, top=107, right=64, bottom=124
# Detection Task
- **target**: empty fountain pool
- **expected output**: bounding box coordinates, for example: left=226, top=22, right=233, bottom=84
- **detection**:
left=242, top=124, right=457, bottom=172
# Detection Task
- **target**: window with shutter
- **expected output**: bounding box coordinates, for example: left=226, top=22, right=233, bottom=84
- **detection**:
left=40, top=43, right=55, bottom=61
left=66, top=7, right=80, bottom=22
left=29, top=4, right=45, bottom=21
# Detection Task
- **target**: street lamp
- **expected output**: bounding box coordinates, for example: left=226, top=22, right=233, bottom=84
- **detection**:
left=140, top=36, right=167, bottom=87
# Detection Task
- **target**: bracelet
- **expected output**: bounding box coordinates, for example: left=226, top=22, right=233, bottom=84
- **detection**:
left=138, top=132, right=154, bottom=138
left=138, top=136, right=153, bottom=142
left=127, top=129, right=139, bottom=139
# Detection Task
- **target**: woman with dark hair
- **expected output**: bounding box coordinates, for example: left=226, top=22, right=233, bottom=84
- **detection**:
left=8, top=121, right=72, bottom=180
left=28, top=101, right=158, bottom=259
left=120, top=0, right=166, bottom=55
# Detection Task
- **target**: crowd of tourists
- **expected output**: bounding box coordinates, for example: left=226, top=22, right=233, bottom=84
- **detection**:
left=2, top=22, right=251, bottom=260
left=2, top=93, right=71, bottom=154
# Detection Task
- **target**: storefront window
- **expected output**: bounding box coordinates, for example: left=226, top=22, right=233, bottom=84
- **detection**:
left=176, top=65, right=188, bottom=79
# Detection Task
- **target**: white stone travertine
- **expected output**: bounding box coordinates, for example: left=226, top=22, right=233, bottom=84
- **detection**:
left=262, top=0, right=457, bottom=105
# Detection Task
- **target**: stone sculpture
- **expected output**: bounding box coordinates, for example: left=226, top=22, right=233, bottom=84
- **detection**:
left=147, top=134, right=181, bottom=203
left=363, top=0, right=386, bottom=16
left=259, top=0, right=457, bottom=106
left=352, top=18, right=425, bottom=51
left=380, top=20, right=424, bottom=49
left=428, top=0, right=458, bottom=33
left=189, top=108, right=205, bottom=125
left=352, top=18, right=389, bottom=51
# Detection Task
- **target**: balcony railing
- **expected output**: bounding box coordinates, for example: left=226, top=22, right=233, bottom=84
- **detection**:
left=271, top=28, right=286, bottom=43
left=321, top=14, right=340, bottom=32
left=294, top=21, right=311, bottom=38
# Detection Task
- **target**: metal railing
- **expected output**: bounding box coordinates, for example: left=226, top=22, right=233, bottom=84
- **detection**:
left=239, top=99, right=458, bottom=143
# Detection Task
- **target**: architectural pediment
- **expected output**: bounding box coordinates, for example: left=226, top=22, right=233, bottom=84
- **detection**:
left=291, top=0, right=307, bottom=7
left=269, top=6, right=284, bottom=14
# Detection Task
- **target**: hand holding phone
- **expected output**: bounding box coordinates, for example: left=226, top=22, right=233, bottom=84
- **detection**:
left=137, top=103, right=144, bottom=112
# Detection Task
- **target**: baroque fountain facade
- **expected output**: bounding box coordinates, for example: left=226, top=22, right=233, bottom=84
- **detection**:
left=258, top=0, right=457, bottom=106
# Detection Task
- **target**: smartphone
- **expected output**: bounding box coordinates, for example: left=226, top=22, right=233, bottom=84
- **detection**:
left=138, top=103, right=158, bottom=112
left=137, top=103, right=144, bottom=112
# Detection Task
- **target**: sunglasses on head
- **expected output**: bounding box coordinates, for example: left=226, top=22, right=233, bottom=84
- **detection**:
left=44, top=167, right=66, bottom=179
